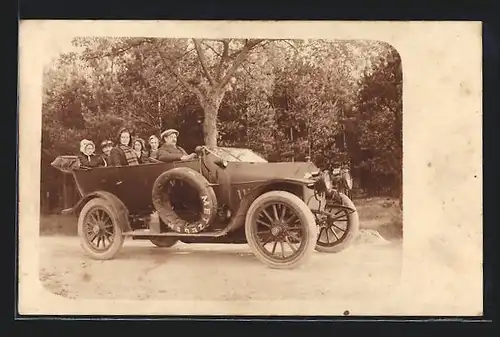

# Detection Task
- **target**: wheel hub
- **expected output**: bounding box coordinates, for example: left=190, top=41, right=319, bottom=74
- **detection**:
left=92, top=224, right=100, bottom=234
left=271, top=225, right=282, bottom=236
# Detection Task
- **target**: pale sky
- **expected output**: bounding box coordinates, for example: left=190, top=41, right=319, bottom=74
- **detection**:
left=43, top=36, right=84, bottom=67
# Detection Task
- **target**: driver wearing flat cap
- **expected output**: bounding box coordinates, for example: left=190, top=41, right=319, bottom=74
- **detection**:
left=157, top=129, right=197, bottom=163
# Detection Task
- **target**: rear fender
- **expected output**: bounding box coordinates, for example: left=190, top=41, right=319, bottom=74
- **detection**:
left=226, top=179, right=308, bottom=233
left=63, top=190, right=132, bottom=232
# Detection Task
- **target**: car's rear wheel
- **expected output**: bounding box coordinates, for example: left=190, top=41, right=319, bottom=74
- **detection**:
left=77, top=197, right=125, bottom=260
left=149, top=237, right=178, bottom=248
left=315, top=193, right=359, bottom=253
left=245, top=191, right=318, bottom=269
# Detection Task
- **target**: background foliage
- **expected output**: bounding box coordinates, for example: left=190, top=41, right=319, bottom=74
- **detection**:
left=41, top=38, right=402, bottom=213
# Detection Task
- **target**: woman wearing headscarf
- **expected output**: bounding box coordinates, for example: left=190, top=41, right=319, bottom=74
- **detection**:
left=148, top=134, right=160, bottom=160
left=78, top=139, right=106, bottom=168
left=108, top=128, right=140, bottom=166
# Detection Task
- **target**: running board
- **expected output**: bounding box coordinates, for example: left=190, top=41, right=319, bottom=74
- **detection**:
left=122, top=229, right=228, bottom=237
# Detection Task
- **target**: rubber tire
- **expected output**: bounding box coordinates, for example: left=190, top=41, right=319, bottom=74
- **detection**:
left=315, top=193, right=360, bottom=253
left=149, top=237, right=178, bottom=248
left=245, top=191, right=318, bottom=269
left=152, top=167, right=218, bottom=234
left=77, top=198, right=125, bottom=260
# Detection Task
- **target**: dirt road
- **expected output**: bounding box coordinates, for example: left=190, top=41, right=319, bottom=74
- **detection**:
left=39, top=235, right=402, bottom=301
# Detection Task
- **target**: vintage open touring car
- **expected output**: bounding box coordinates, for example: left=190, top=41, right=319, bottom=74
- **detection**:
left=51, top=146, right=359, bottom=269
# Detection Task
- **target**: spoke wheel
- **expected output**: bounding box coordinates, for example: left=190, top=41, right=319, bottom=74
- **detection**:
left=245, top=191, right=318, bottom=269
left=77, top=198, right=125, bottom=260
left=315, top=193, right=359, bottom=253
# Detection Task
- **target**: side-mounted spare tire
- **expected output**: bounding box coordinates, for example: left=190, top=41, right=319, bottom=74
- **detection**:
left=152, top=167, right=218, bottom=234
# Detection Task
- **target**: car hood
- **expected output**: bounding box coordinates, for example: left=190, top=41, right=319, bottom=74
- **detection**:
left=226, top=161, right=320, bottom=183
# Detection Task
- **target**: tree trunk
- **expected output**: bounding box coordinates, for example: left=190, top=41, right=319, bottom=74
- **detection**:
left=63, top=173, right=69, bottom=209
left=201, top=91, right=225, bottom=146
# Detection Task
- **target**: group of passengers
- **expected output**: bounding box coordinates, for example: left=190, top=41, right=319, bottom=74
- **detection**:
left=78, top=128, right=197, bottom=168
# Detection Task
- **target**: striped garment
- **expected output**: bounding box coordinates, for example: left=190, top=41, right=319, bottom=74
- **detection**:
left=119, top=145, right=139, bottom=166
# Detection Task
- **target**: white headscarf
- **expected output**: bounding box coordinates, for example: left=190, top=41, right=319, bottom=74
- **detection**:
left=80, top=139, right=95, bottom=156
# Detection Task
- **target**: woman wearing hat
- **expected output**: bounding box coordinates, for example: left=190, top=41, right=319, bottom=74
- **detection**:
left=147, top=134, right=160, bottom=160
left=157, top=128, right=196, bottom=163
left=109, top=128, right=140, bottom=166
left=100, top=139, right=113, bottom=166
left=78, top=139, right=106, bottom=168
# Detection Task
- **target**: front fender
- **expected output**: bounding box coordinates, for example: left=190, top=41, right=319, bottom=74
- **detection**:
left=245, top=178, right=313, bottom=203
left=225, top=179, right=313, bottom=233
left=63, top=190, right=132, bottom=232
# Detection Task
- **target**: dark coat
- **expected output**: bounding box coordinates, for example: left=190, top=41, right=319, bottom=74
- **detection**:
left=78, top=153, right=106, bottom=168
left=109, top=147, right=129, bottom=166
left=149, top=149, right=159, bottom=160
left=101, top=154, right=110, bottom=167
left=136, top=150, right=154, bottom=164
left=157, top=143, right=188, bottom=163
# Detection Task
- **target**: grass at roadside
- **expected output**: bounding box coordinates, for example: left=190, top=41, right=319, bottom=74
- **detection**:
left=40, top=214, right=78, bottom=236
left=354, top=196, right=403, bottom=240
left=39, top=197, right=403, bottom=240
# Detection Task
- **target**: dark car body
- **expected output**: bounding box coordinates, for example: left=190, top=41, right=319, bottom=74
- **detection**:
left=59, top=147, right=324, bottom=235
left=52, top=146, right=359, bottom=268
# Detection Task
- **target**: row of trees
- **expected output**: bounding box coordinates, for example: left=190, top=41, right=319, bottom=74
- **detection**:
left=41, top=38, right=402, bottom=212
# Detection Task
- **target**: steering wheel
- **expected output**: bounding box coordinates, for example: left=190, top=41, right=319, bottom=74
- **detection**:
left=194, top=145, right=209, bottom=159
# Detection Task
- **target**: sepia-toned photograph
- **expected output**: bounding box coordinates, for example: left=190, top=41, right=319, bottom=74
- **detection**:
left=18, top=21, right=482, bottom=316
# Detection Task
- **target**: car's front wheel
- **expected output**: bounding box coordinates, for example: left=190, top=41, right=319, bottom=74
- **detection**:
left=245, top=191, right=318, bottom=269
left=315, top=193, right=359, bottom=253
left=77, top=197, right=125, bottom=260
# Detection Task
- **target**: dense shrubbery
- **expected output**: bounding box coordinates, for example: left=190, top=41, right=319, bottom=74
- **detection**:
left=41, top=38, right=402, bottom=212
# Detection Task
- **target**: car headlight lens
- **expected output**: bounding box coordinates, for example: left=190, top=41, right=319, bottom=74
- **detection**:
left=304, top=170, right=320, bottom=180
left=344, top=171, right=353, bottom=189
left=308, top=170, right=333, bottom=194
left=323, top=171, right=333, bottom=191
